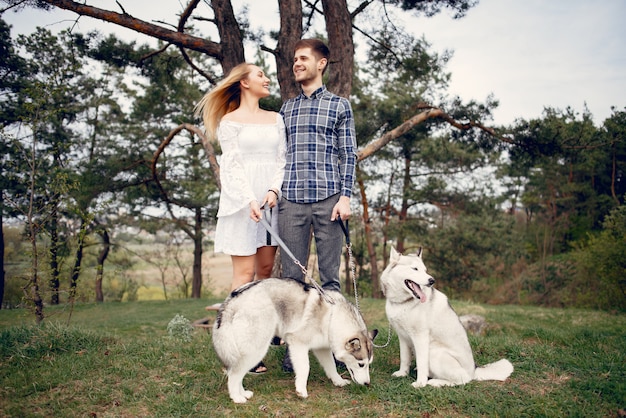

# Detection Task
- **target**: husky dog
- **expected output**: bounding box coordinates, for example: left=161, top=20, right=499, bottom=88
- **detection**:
left=212, top=277, right=376, bottom=403
left=380, top=247, right=513, bottom=388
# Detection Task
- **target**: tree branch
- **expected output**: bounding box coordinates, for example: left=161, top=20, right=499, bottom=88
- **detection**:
left=357, top=105, right=514, bottom=161
left=151, top=123, right=220, bottom=235
left=178, top=0, right=201, bottom=32
left=40, top=0, right=223, bottom=58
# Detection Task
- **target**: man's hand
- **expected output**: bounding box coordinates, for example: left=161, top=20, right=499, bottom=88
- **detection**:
left=331, top=196, right=351, bottom=221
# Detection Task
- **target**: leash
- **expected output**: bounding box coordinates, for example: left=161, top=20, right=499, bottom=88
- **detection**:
left=258, top=206, right=333, bottom=304
left=335, top=216, right=359, bottom=311
left=259, top=206, right=392, bottom=347
left=336, top=215, right=392, bottom=348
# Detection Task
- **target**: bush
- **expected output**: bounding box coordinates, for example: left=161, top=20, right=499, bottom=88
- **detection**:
left=166, top=314, right=193, bottom=342
left=574, top=205, right=626, bottom=311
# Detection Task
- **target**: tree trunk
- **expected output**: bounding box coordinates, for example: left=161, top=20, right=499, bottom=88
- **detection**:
left=322, top=0, right=354, bottom=97
left=211, top=0, right=245, bottom=72
left=69, top=220, right=88, bottom=301
left=357, top=168, right=381, bottom=298
left=191, top=207, right=203, bottom=298
left=94, top=227, right=110, bottom=303
left=0, top=191, right=4, bottom=309
left=48, top=203, right=60, bottom=305
left=382, top=171, right=395, bottom=268
left=27, top=220, right=44, bottom=324
left=276, top=0, right=303, bottom=100
left=397, top=156, right=412, bottom=253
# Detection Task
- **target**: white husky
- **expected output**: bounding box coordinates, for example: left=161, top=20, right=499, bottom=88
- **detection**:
left=212, top=278, right=376, bottom=403
left=380, top=247, right=514, bottom=388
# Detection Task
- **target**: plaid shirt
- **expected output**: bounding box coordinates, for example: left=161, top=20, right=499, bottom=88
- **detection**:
left=280, top=86, right=357, bottom=203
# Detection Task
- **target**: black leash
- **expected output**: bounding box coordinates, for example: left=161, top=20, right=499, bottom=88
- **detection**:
left=335, top=216, right=359, bottom=310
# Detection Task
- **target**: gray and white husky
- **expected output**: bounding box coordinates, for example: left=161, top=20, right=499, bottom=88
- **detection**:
left=381, top=247, right=514, bottom=388
left=212, top=278, right=376, bottom=403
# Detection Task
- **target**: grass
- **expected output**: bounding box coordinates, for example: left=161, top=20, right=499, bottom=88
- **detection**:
left=0, top=298, right=625, bottom=417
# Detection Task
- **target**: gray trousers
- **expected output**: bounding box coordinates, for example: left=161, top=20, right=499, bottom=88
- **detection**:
left=278, top=194, right=343, bottom=291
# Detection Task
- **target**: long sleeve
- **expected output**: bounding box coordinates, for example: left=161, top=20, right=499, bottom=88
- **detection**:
left=336, top=98, right=357, bottom=198
left=269, top=114, right=287, bottom=196
left=216, top=122, right=257, bottom=217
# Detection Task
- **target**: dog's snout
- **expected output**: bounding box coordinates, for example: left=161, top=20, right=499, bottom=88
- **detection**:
left=428, top=277, right=435, bottom=286
left=364, top=381, right=370, bottom=386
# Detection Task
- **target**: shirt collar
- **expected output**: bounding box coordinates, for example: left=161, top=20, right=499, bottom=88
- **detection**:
left=300, top=85, right=327, bottom=100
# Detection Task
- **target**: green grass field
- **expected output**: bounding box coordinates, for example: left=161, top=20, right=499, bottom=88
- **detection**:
left=1, top=297, right=624, bottom=417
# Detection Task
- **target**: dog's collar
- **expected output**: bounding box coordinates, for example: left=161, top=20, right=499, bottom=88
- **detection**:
left=392, top=296, right=416, bottom=305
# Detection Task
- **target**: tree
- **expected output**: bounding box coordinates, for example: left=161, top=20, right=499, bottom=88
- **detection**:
left=5, top=0, right=479, bottom=100
left=0, top=17, right=30, bottom=308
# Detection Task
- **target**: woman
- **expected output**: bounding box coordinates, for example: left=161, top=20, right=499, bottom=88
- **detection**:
left=195, top=63, right=286, bottom=372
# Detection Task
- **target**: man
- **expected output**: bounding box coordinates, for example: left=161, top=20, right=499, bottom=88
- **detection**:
left=279, top=38, right=357, bottom=292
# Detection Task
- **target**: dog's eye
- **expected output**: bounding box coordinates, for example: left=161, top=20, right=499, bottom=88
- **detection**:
left=358, top=362, right=365, bottom=368
left=412, top=267, right=419, bottom=271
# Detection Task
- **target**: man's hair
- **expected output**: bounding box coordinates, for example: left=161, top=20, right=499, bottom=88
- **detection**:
left=295, top=38, right=330, bottom=61
left=295, top=38, right=330, bottom=74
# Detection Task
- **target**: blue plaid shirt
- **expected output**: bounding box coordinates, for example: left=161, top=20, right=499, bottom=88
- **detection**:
left=280, top=86, right=357, bottom=203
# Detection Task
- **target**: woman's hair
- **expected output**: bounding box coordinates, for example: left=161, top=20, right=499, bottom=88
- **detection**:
left=194, top=62, right=252, bottom=139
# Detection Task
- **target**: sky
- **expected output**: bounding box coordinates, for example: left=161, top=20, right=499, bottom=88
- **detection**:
left=3, top=0, right=625, bottom=126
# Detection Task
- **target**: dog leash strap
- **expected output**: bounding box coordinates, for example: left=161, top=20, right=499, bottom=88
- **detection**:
left=265, top=207, right=272, bottom=246
left=336, top=216, right=359, bottom=310
left=335, top=217, right=350, bottom=246
left=257, top=212, right=303, bottom=274
left=258, top=206, right=332, bottom=302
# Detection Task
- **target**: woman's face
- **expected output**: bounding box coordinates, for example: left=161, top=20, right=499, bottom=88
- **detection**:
left=243, top=65, right=271, bottom=98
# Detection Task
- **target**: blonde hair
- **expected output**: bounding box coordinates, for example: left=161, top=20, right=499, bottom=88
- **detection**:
left=194, top=63, right=253, bottom=140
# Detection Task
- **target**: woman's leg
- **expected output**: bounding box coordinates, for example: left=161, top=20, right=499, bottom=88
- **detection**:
left=230, top=255, right=256, bottom=291
left=255, top=246, right=278, bottom=279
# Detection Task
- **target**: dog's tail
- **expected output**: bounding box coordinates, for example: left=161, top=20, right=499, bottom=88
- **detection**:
left=473, top=359, right=514, bottom=381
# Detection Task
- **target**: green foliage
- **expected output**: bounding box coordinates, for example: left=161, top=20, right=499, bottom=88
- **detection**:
left=422, top=208, right=526, bottom=299
left=574, top=204, right=626, bottom=311
left=166, top=313, right=194, bottom=342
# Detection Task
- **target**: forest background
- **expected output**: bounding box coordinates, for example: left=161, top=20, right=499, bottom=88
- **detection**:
left=0, top=0, right=625, bottom=324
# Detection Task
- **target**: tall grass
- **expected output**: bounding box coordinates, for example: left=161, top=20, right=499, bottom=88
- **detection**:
left=1, top=298, right=624, bottom=417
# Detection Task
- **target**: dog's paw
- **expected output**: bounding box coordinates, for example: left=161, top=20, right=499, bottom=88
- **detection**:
left=392, top=370, right=408, bottom=377
left=296, top=389, right=308, bottom=398
left=332, top=378, right=351, bottom=387
left=244, top=390, right=254, bottom=399
left=427, top=379, right=456, bottom=387
left=231, top=395, right=249, bottom=403
left=411, top=380, right=426, bottom=389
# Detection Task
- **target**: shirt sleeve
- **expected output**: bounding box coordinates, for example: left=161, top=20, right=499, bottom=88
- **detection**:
left=269, top=114, right=287, bottom=196
left=216, top=121, right=257, bottom=217
left=337, top=98, right=357, bottom=198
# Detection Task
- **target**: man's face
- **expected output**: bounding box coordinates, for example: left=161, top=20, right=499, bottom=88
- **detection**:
left=293, top=47, right=325, bottom=84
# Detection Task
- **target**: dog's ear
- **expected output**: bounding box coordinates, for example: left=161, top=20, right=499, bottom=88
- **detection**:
left=416, top=246, right=423, bottom=258
left=369, top=329, right=379, bottom=341
left=346, top=338, right=362, bottom=352
left=390, top=247, right=400, bottom=263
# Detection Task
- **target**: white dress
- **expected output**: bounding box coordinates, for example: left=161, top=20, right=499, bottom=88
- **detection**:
left=213, top=113, right=286, bottom=256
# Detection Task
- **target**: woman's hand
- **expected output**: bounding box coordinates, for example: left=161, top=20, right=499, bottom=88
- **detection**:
left=249, top=200, right=262, bottom=222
